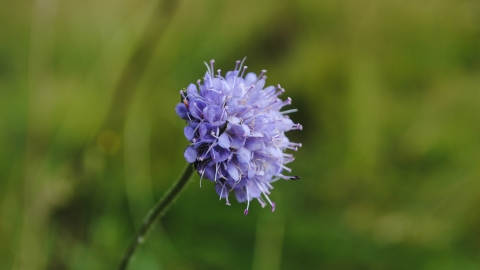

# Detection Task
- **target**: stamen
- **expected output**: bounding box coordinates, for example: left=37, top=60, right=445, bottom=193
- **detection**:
left=266, top=97, right=291, bottom=112
left=242, top=84, right=256, bottom=99
left=240, top=66, right=248, bottom=78
left=204, top=62, right=212, bottom=79
left=261, top=88, right=285, bottom=104
left=286, top=142, right=302, bottom=151
left=179, top=90, right=186, bottom=99
left=199, top=141, right=218, bottom=160
left=261, top=191, right=276, bottom=212
left=238, top=57, right=247, bottom=73
left=257, top=197, right=267, bottom=208
left=199, top=169, right=206, bottom=187
left=244, top=186, right=250, bottom=215
left=210, top=59, right=215, bottom=78
left=214, top=163, right=219, bottom=182
left=219, top=181, right=226, bottom=199
left=277, top=174, right=300, bottom=180
left=188, top=102, right=201, bottom=119
left=280, top=164, right=292, bottom=173
left=280, top=109, right=298, bottom=114
left=225, top=191, right=231, bottom=205
left=254, top=70, right=267, bottom=84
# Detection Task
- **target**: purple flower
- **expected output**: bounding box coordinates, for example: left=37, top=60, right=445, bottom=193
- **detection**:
left=176, top=59, right=302, bottom=214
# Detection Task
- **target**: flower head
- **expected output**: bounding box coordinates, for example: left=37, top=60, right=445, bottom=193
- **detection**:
left=175, top=59, right=302, bottom=214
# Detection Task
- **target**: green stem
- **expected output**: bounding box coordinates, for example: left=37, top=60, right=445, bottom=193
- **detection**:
left=119, top=163, right=195, bottom=270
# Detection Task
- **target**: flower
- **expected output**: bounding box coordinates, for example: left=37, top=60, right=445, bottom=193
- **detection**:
left=175, top=59, right=302, bottom=214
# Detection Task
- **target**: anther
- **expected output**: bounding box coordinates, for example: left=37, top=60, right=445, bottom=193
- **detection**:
left=256, top=70, right=267, bottom=82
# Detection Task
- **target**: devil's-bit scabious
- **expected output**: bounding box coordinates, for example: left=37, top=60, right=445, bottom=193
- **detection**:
left=175, top=59, right=302, bottom=214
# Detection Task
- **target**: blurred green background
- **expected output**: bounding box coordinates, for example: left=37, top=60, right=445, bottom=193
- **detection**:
left=1, top=0, right=480, bottom=269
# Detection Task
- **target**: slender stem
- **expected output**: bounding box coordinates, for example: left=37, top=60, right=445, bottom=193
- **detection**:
left=119, top=163, right=195, bottom=270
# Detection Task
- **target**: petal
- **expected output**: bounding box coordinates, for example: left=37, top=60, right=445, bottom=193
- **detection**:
left=184, top=125, right=196, bottom=141
left=237, top=147, right=251, bottom=164
left=244, top=72, right=257, bottom=86
left=198, top=123, right=216, bottom=142
left=246, top=181, right=261, bottom=198
left=228, top=123, right=248, bottom=137
left=184, top=146, right=197, bottom=163
left=186, top=83, right=198, bottom=97
left=247, top=164, right=255, bottom=178
left=227, top=116, right=241, bottom=125
left=204, top=105, right=223, bottom=123
left=244, top=138, right=263, bottom=151
left=175, top=103, right=188, bottom=119
left=203, top=106, right=215, bottom=123
left=241, top=124, right=251, bottom=136
left=215, top=182, right=229, bottom=198
left=227, top=123, right=248, bottom=148
left=189, top=100, right=204, bottom=119
left=227, top=162, right=240, bottom=181
left=230, top=135, right=246, bottom=149
left=218, top=133, right=231, bottom=148
left=234, top=188, right=247, bottom=203
left=211, top=146, right=229, bottom=163
left=254, top=78, right=265, bottom=91
left=203, top=164, right=216, bottom=182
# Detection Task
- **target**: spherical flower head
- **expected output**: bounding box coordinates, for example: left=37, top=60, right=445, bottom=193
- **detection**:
left=175, top=59, right=302, bottom=214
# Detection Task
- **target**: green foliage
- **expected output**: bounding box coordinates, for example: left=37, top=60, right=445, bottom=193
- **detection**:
left=1, top=0, right=480, bottom=269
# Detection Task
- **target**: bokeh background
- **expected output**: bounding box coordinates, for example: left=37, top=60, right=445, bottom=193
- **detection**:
left=1, top=0, right=480, bottom=269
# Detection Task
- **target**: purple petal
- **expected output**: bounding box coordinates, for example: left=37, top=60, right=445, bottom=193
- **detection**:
left=227, top=116, right=241, bottom=124
left=230, top=135, right=246, bottom=149
left=204, top=105, right=223, bottom=123
left=218, top=133, right=231, bottom=148
left=198, top=123, right=216, bottom=142
left=246, top=181, right=261, bottom=198
left=175, top=103, right=188, bottom=119
left=215, top=182, right=229, bottom=198
left=227, top=162, right=239, bottom=181
left=184, top=125, right=196, bottom=141
left=241, top=124, right=251, bottom=136
left=234, top=188, right=246, bottom=203
left=186, top=83, right=197, bottom=97
left=237, top=147, right=251, bottom=164
left=203, top=164, right=217, bottom=182
left=244, top=72, right=257, bottom=86
left=254, top=78, right=265, bottom=91
left=211, top=146, right=229, bottom=163
left=184, top=146, right=197, bottom=163
left=247, top=164, right=255, bottom=178
left=244, top=137, right=263, bottom=151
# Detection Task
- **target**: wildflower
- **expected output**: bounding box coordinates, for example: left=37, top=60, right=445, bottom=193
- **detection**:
left=175, top=59, right=302, bottom=214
